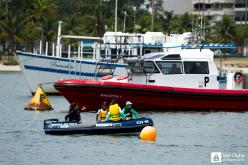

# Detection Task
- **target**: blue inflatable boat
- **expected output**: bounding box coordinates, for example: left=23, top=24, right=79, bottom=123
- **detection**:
left=44, top=117, right=153, bottom=135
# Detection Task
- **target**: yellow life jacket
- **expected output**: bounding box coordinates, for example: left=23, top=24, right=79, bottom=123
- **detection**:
left=109, top=104, right=121, bottom=121
left=99, top=109, right=107, bottom=121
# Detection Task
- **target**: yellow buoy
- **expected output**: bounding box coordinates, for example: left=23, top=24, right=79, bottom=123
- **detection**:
left=139, top=126, right=157, bottom=141
left=25, top=85, right=53, bottom=111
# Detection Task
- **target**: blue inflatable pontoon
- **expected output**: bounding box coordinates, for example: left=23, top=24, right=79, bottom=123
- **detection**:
left=44, top=117, right=153, bottom=135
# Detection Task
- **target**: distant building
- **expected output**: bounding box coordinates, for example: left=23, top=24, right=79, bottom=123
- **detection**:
left=141, top=0, right=192, bottom=15
left=192, top=0, right=248, bottom=25
left=192, top=0, right=235, bottom=25
left=235, top=0, right=248, bottom=25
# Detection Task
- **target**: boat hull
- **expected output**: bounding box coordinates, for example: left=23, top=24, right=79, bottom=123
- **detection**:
left=44, top=117, right=153, bottom=135
left=54, top=79, right=248, bottom=111
left=16, top=51, right=126, bottom=94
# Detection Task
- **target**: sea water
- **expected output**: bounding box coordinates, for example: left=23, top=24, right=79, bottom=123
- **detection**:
left=0, top=72, right=247, bottom=165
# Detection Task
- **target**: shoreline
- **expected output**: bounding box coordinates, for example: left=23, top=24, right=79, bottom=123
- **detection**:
left=0, top=64, right=21, bottom=72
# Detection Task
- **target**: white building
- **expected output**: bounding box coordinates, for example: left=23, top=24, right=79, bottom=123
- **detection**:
left=192, top=0, right=248, bottom=25
left=192, top=0, right=235, bottom=25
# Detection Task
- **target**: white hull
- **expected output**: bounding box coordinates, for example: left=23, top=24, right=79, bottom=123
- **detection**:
left=17, top=51, right=126, bottom=94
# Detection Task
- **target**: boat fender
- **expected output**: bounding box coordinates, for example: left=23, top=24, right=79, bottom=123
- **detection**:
left=101, top=75, right=113, bottom=80
left=234, top=72, right=243, bottom=84
left=117, top=75, right=128, bottom=80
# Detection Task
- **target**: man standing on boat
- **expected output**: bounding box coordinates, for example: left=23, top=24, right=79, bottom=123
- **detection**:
left=122, top=101, right=139, bottom=120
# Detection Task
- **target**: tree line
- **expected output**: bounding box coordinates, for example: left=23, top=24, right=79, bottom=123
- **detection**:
left=0, top=0, right=248, bottom=60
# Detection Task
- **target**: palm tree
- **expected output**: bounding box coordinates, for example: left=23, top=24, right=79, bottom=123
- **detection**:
left=161, top=11, right=174, bottom=34
left=178, top=13, right=192, bottom=33
left=135, top=11, right=152, bottom=33
left=42, top=17, right=56, bottom=42
left=28, top=0, right=56, bottom=22
left=214, top=15, right=236, bottom=43
left=23, top=21, right=40, bottom=52
left=235, top=26, right=248, bottom=56
left=0, top=11, right=24, bottom=60
left=77, top=0, right=105, bottom=36
left=27, top=0, right=56, bottom=40
left=63, top=14, right=83, bottom=35
left=214, top=15, right=236, bottom=60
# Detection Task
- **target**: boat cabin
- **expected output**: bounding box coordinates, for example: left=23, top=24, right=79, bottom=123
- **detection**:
left=123, top=49, right=220, bottom=89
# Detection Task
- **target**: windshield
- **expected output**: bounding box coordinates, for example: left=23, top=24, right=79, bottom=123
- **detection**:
left=143, top=61, right=160, bottom=73
left=156, top=61, right=183, bottom=74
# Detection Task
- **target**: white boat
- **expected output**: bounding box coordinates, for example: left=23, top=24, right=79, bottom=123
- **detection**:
left=17, top=50, right=126, bottom=94
left=17, top=25, right=167, bottom=94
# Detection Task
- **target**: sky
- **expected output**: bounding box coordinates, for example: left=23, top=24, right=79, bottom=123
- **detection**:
left=163, top=0, right=192, bottom=15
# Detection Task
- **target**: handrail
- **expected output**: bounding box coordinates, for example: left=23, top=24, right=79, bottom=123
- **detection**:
left=61, top=35, right=102, bottom=40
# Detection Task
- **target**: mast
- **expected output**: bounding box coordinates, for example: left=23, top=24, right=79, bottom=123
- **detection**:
left=56, top=21, right=63, bottom=57
left=115, top=0, right=118, bottom=32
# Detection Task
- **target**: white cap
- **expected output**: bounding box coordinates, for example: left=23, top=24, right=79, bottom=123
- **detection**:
left=126, top=101, right=133, bottom=105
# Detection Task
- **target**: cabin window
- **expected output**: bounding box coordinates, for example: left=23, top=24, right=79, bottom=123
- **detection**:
left=144, top=49, right=151, bottom=54
left=144, top=48, right=161, bottom=54
left=156, top=61, right=183, bottom=74
left=143, top=61, right=160, bottom=73
left=184, top=61, right=209, bottom=74
left=128, top=62, right=144, bottom=74
left=110, top=49, right=118, bottom=59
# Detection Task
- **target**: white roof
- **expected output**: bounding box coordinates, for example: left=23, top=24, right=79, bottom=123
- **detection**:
left=144, top=49, right=214, bottom=61
left=169, top=49, right=214, bottom=60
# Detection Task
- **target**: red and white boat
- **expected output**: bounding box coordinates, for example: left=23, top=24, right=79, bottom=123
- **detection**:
left=54, top=49, right=248, bottom=111
left=54, top=79, right=248, bottom=111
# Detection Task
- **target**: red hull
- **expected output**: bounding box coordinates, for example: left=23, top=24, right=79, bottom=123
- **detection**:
left=54, top=79, right=248, bottom=111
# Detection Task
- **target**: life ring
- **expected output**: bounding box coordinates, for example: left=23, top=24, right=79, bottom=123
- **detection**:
left=101, top=75, right=113, bottom=80
left=117, top=75, right=128, bottom=80
left=234, top=72, right=243, bottom=84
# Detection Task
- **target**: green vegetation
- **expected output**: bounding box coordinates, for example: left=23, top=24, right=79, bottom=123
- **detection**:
left=0, top=0, right=248, bottom=63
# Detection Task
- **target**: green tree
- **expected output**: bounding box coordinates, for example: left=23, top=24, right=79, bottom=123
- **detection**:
left=0, top=11, right=24, bottom=60
left=214, top=15, right=236, bottom=43
left=160, top=11, right=174, bottom=34
left=235, top=26, right=248, bottom=45
left=42, top=17, right=57, bottom=42
left=178, top=13, right=192, bottom=33
left=214, top=15, right=236, bottom=59
left=27, top=0, right=56, bottom=40
left=23, top=21, right=40, bottom=52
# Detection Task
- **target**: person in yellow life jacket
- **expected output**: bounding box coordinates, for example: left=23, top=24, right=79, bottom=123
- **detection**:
left=105, top=99, right=125, bottom=121
left=96, top=102, right=108, bottom=122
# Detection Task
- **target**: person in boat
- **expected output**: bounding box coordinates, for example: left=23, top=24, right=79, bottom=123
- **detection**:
left=170, top=63, right=181, bottom=74
left=96, top=101, right=108, bottom=122
left=105, top=99, right=125, bottom=122
left=65, top=103, right=81, bottom=122
left=122, top=101, right=139, bottom=120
